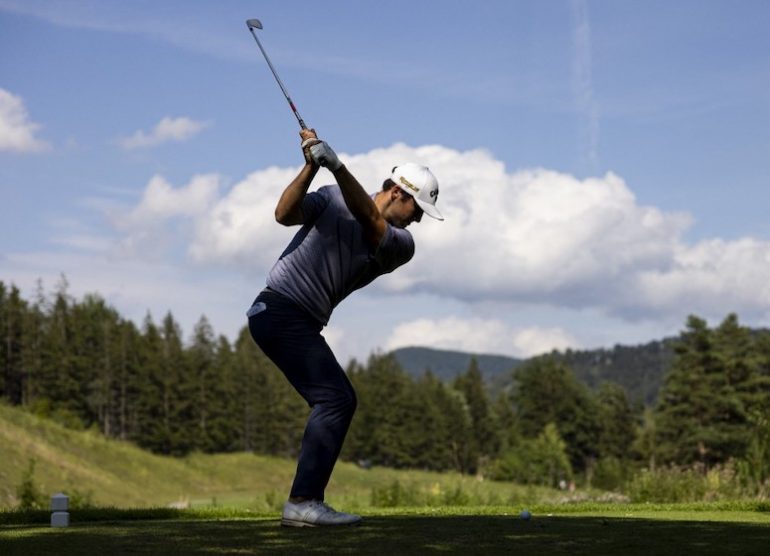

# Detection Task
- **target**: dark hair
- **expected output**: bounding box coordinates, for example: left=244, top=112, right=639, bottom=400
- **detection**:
left=382, top=167, right=399, bottom=191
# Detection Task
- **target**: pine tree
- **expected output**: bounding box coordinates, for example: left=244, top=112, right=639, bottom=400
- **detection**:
left=414, top=371, right=455, bottom=470
left=231, top=325, right=306, bottom=457
left=36, top=277, right=86, bottom=427
left=347, top=353, right=416, bottom=468
left=133, top=314, right=163, bottom=450
left=115, top=319, right=142, bottom=441
left=205, top=335, right=240, bottom=452
left=512, top=356, right=600, bottom=473
left=595, top=381, right=637, bottom=460
left=430, top=373, right=475, bottom=472
left=0, top=283, right=28, bottom=404
left=21, top=281, right=47, bottom=407
left=346, top=354, right=464, bottom=470
left=71, top=294, right=123, bottom=435
left=709, top=314, right=758, bottom=459
left=189, top=316, right=217, bottom=451
left=656, top=316, right=714, bottom=465
left=232, top=327, right=262, bottom=452
left=453, top=358, right=500, bottom=471
left=161, top=312, right=195, bottom=455
left=491, top=390, right=519, bottom=453
left=656, top=314, right=761, bottom=467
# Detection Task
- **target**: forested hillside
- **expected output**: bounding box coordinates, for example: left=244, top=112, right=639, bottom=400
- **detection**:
left=2, top=279, right=770, bottom=493
left=391, top=347, right=522, bottom=382
left=393, top=340, right=674, bottom=406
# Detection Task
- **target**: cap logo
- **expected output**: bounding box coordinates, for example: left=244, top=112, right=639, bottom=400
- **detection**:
left=399, top=176, right=420, bottom=193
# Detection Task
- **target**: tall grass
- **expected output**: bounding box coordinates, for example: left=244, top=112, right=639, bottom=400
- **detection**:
left=623, top=460, right=770, bottom=503
left=1, top=402, right=558, bottom=511
left=4, top=402, right=768, bottom=512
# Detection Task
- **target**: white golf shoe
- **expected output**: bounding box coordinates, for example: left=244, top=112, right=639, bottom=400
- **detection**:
left=281, top=499, right=362, bottom=527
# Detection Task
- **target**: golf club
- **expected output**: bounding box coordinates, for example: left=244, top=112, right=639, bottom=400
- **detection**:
left=246, top=18, right=308, bottom=130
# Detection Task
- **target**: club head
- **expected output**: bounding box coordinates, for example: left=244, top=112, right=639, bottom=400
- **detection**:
left=246, top=19, right=263, bottom=30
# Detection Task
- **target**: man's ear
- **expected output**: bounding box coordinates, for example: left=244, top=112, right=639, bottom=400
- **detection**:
left=391, top=187, right=401, bottom=201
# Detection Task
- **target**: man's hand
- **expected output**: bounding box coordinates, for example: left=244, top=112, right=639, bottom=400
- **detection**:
left=309, top=141, right=343, bottom=172
left=300, top=128, right=320, bottom=167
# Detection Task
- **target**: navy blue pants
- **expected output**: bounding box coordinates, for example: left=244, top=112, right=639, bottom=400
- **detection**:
left=248, top=290, right=357, bottom=501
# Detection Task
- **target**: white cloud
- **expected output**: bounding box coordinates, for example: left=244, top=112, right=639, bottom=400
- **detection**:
left=103, top=142, right=770, bottom=327
left=0, top=88, right=49, bottom=153
left=122, top=174, right=221, bottom=223
left=385, top=316, right=579, bottom=358
left=632, top=238, right=770, bottom=316
left=110, top=173, right=221, bottom=258
left=119, top=116, right=208, bottom=149
left=511, top=326, right=581, bottom=358
left=188, top=167, right=300, bottom=270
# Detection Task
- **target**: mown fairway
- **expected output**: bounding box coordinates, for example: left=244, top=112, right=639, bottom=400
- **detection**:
left=2, top=506, right=770, bottom=555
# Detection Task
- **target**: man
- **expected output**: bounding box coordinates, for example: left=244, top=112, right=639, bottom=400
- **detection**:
left=247, top=129, right=443, bottom=527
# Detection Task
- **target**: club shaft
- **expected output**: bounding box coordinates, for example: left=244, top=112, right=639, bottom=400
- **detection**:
left=248, top=27, right=307, bottom=130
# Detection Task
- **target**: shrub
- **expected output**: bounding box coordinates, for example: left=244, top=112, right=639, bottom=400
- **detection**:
left=68, top=488, right=95, bottom=510
left=15, top=459, right=46, bottom=510
left=440, top=484, right=470, bottom=506
left=488, top=423, right=572, bottom=487
left=370, top=480, right=420, bottom=507
left=626, top=463, right=746, bottom=503
left=591, top=457, right=629, bottom=491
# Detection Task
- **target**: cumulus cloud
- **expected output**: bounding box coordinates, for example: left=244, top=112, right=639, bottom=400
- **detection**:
left=119, top=116, right=208, bottom=149
left=111, top=174, right=221, bottom=258
left=0, top=88, right=49, bottom=153
left=110, top=143, right=770, bottom=324
left=385, top=317, right=579, bottom=358
left=188, top=167, right=300, bottom=269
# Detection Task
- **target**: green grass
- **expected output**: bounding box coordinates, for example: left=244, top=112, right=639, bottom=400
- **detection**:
left=4, top=403, right=770, bottom=554
left=1, top=505, right=769, bottom=555
left=1, top=402, right=558, bottom=511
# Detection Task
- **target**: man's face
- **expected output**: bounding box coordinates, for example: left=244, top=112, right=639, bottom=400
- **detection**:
left=386, top=189, right=423, bottom=228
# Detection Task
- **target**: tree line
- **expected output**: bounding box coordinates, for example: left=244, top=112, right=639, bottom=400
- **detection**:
left=2, top=279, right=769, bottom=489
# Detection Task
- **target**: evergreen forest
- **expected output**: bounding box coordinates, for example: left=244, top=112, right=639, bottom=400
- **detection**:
left=2, top=278, right=770, bottom=494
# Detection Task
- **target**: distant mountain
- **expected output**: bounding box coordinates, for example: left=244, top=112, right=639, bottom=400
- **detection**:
left=554, top=339, right=675, bottom=406
left=390, top=347, right=522, bottom=382
left=390, top=339, right=676, bottom=406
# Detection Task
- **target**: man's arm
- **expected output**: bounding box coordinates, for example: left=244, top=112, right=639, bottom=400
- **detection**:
left=308, top=140, right=387, bottom=249
left=274, top=129, right=319, bottom=226
left=332, top=165, right=387, bottom=249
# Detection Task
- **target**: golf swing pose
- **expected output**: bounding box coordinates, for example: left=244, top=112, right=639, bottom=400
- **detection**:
left=244, top=16, right=442, bottom=526
left=247, top=130, right=443, bottom=526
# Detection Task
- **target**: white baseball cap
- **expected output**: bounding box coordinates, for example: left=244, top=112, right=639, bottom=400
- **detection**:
left=390, top=163, right=444, bottom=221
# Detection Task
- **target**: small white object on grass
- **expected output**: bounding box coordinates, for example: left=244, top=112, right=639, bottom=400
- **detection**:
left=51, top=493, right=70, bottom=527
left=520, top=509, right=532, bottom=520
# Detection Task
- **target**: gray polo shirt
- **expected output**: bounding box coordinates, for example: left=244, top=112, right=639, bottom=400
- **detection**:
left=266, top=185, right=415, bottom=324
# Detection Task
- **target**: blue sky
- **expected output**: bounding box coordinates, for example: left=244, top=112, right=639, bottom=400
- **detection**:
left=2, top=0, right=769, bottom=363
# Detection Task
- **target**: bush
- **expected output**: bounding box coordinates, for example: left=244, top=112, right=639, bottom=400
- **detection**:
left=68, top=488, right=95, bottom=510
left=626, top=463, right=746, bottom=503
left=370, top=480, right=475, bottom=507
left=591, top=457, right=629, bottom=491
left=370, top=480, right=421, bottom=507
left=440, top=484, right=470, bottom=506
left=488, top=423, right=572, bottom=487
left=737, top=409, right=770, bottom=492
left=15, top=459, right=46, bottom=510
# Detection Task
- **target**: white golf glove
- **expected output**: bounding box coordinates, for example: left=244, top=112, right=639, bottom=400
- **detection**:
left=309, top=141, right=343, bottom=172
